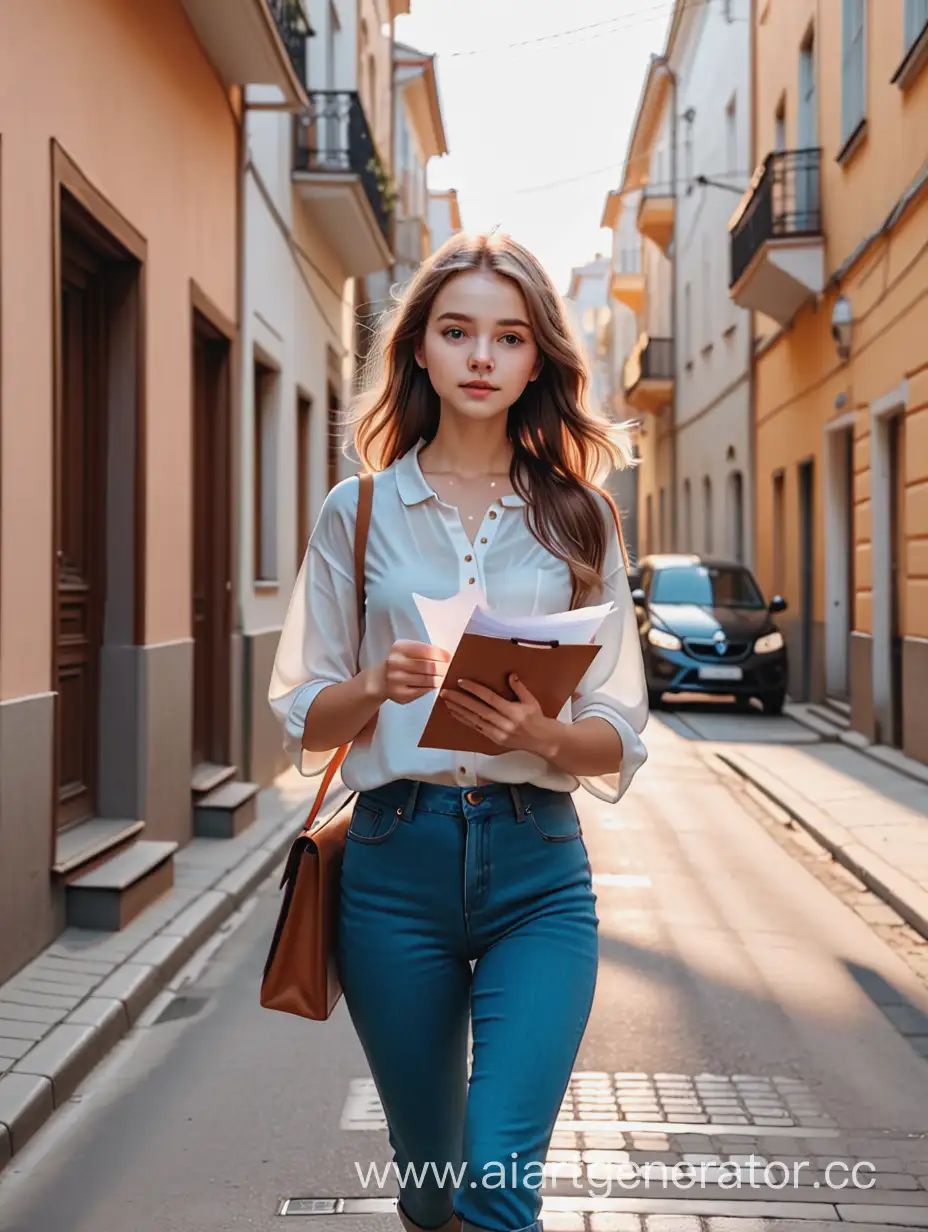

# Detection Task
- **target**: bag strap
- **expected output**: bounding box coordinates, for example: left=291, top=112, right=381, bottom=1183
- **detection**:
left=301, top=473, right=374, bottom=834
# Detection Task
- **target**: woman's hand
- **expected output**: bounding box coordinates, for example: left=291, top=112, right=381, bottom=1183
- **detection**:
left=366, top=640, right=451, bottom=705
left=439, top=674, right=560, bottom=758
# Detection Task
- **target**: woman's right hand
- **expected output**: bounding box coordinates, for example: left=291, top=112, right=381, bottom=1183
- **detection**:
left=366, top=640, right=451, bottom=705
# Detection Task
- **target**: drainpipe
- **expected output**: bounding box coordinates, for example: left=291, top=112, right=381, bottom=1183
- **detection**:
left=663, top=61, right=679, bottom=552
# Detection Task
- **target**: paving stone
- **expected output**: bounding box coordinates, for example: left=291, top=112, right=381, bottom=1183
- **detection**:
left=538, top=1214, right=584, bottom=1231
left=27, top=956, right=117, bottom=978
left=65, top=998, right=128, bottom=1055
left=0, top=1018, right=51, bottom=1042
left=0, top=1001, right=67, bottom=1026
left=0, top=1073, right=54, bottom=1154
left=7, top=970, right=99, bottom=995
left=12, top=1022, right=103, bottom=1105
left=125, top=934, right=191, bottom=984
left=644, top=1217, right=702, bottom=1232
left=0, top=1059, right=15, bottom=1076
left=0, top=1038, right=35, bottom=1061
left=160, top=890, right=230, bottom=952
left=91, top=963, right=160, bottom=1025
left=1, top=985, right=84, bottom=1011
left=588, top=1217, right=640, bottom=1232
left=835, top=1205, right=928, bottom=1226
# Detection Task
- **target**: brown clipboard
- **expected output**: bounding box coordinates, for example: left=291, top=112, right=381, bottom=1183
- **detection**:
left=417, top=633, right=601, bottom=757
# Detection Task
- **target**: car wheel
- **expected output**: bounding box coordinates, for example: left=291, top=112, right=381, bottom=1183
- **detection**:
left=762, top=690, right=786, bottom=715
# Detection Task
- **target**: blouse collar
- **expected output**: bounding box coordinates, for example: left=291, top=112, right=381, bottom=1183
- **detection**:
left=394, top=437, right=526, bottom=507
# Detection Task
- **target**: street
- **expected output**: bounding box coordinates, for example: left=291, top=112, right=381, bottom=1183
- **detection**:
left=3, top=716, right=928, bottom=1232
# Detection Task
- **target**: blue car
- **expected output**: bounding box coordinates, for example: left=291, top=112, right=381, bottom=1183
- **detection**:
left=630, top=554, right=789, bottom=714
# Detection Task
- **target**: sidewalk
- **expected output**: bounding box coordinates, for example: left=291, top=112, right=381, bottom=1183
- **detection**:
left=708, top=735, right=928, bottom=941
left=0, top=767, right=332, bottom=1174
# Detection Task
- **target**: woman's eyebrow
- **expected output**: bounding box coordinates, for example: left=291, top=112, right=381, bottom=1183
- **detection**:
left=436, top=311, right=531, bottom=328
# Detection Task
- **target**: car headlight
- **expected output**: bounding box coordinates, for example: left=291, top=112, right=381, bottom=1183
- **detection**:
left=754, top=630, right=785, bottom=654
left=648, top=627, right=682, bottom=651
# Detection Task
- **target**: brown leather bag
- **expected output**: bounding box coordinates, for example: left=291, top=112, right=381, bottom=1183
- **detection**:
left=260, top=472, right=374, bottom=1021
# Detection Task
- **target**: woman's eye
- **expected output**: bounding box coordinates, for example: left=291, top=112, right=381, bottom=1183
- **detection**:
left=444, top=327, right=466, bottom=340
left=501, top=333, right=523, bottom=346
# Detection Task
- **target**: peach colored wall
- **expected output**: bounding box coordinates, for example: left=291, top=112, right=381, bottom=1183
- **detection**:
left=752, top=0, right=928, bottom=643
left=0, top=0, right=238, bottom=699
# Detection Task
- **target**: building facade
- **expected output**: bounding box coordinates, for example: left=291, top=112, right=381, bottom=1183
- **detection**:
left=428, top=188, right=463, bottom=251
left=240, top=0, right=403, bottom=791
left=732, top=0, right=928, bottom=759
left=0, top=0, right=310, bottom=982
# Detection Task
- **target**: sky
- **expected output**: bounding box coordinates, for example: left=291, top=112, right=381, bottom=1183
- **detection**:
left=393, top=0, right=676, bottom=295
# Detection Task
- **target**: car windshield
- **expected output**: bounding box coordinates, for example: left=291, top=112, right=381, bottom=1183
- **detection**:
left=650, top=565, right=765, bottom=609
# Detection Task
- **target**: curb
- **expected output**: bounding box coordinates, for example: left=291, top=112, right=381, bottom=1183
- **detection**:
left=712, top=748, right=928, bottom=944
left=0, top=782, right=348, bottom=1173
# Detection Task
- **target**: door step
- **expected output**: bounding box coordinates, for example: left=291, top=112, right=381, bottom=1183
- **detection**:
left=53, top=817, right=145, bottom=879
left=193, top=779, right=259, bottom=839
left=66, top=840, right=177, bottom=931
left=809, top=698, right=851, bottom=730
left=191, top=761, right=238, bottom=797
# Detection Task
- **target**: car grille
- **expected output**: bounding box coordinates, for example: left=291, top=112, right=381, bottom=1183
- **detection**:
left=683, top=638, right=750, bottom=663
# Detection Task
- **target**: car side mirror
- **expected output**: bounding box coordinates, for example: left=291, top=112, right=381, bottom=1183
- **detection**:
left=769, top=595, right=787, bottom=614
left=631, top=588, right=647, bottom=607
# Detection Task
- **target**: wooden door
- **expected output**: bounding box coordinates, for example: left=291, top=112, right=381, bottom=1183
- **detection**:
left=56, top=238, right=107, bottom=830
left=191, top=316, right=232, bottom=768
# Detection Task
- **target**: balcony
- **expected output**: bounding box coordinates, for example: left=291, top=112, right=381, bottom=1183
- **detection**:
left=610, top=247, right=644, bottom=313
left=293, top=91, right=394, bottom=278
left=637, top=188, right=674, bottom=255
left=623, top=334, right=673, bottom=413
left=180, top=0, right=310, bottom=110
left=729, top=148, right=825, bottom=326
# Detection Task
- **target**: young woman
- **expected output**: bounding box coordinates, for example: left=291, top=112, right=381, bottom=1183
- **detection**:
left=269, top=232, right=648, bottom=1232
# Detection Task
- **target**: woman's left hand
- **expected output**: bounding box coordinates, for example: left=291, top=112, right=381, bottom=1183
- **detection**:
left=439, top=674, right=559, bottom=758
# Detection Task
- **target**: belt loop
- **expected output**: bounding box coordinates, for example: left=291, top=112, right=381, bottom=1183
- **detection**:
left=399, top=778, right=420, bottom=820
left=510, top=783, right=527, bottom=823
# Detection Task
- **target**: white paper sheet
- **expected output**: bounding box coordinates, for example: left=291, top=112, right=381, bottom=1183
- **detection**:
left=413, top=589, right=614, bottom=653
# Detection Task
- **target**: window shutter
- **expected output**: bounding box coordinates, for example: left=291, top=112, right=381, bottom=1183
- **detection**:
left=841, top=0, right=866, bottom=141
left=904, top=0, right=928, bottom=51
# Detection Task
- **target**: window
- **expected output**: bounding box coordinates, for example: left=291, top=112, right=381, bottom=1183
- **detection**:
left=772, top=470, right=786, bottom=594
left=703, top=475, right=713, bottom=553
left=296, top=393, right=312, bottom=567
left=254, top=358, right=279, bottom=582
left=729, top=470, right=745, bottom=563
left=650, top=564, right=765, bottom=609
left=774, top=97, right=786, bottom=151
left=682, top=479, right=693, bottom=552
left=725, top=94, right=738, bottom=175
left=841, top=0, right=867, bottom=145
left=905, top=0, right=928, bottom=51
left=701, top=235, right=711, bottom=350
left=327, top=384, right=341, bottom=491
left=684, top=282, right=692, bottom=366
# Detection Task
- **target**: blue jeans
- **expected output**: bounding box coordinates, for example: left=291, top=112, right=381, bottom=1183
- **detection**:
left=337, top=778, right=600, bottom=1232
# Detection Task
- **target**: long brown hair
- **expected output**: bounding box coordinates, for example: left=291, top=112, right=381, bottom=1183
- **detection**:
left=347, top=231, right=635, bottom=607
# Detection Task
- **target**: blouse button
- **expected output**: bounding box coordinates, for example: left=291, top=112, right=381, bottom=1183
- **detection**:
left=465, top=554, right=473, bottom=562
left=480, top=537, right=488, bottom=545
left=488, top=511, right=498, bottom=520
left=468, top=577, right=476, bottom=584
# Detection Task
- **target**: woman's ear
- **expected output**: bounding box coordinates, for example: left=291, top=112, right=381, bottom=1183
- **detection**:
left=529, top=353, right=544, bottom=382
left=413, top=339, right=427, bottom=370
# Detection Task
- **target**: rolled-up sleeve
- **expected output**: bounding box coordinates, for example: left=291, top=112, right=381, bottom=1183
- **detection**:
left=267, top=484, right=360, bottom=777
left=571, top=535, right=650, bottom=804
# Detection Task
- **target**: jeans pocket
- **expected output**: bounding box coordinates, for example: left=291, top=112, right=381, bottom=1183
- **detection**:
left=529, top=798, right=582, bottom=843
left=347, top=799, right=400, bottom=845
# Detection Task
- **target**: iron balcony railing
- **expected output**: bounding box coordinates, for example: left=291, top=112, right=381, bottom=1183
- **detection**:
left=624, top=334, right=674, bottom=391
left=729, top=148, right=823, bottom=288
left=267, top=0, right=311, bottom=86
left=294, top=90, right=393, bottom=240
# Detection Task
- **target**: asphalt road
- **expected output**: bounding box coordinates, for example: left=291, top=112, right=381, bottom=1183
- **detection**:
left=2, top=715, right=928, bottom=1232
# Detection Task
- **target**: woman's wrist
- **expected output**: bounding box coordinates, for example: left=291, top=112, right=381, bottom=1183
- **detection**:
left=361, top=663, right=388, bottom=704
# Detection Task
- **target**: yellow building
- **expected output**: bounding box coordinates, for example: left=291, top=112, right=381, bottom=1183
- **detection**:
left=732, top=0, right=928, bottom=758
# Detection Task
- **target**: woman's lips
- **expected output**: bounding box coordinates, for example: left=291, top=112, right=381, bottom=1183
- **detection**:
left=460, top=383, right=498, bottom=399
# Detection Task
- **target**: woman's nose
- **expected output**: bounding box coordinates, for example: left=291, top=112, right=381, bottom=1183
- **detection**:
left=469, top=340, right=494, bottom=370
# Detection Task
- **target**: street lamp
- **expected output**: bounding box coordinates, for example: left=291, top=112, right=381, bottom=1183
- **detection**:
left=831, top=294, right=853, bottom=361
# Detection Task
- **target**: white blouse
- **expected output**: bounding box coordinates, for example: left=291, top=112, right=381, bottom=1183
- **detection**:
left=268, top=438, right=649, bottom=805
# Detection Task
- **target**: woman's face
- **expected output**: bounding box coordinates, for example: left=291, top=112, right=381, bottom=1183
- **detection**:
left=415, top=269, right=542, bottom=422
